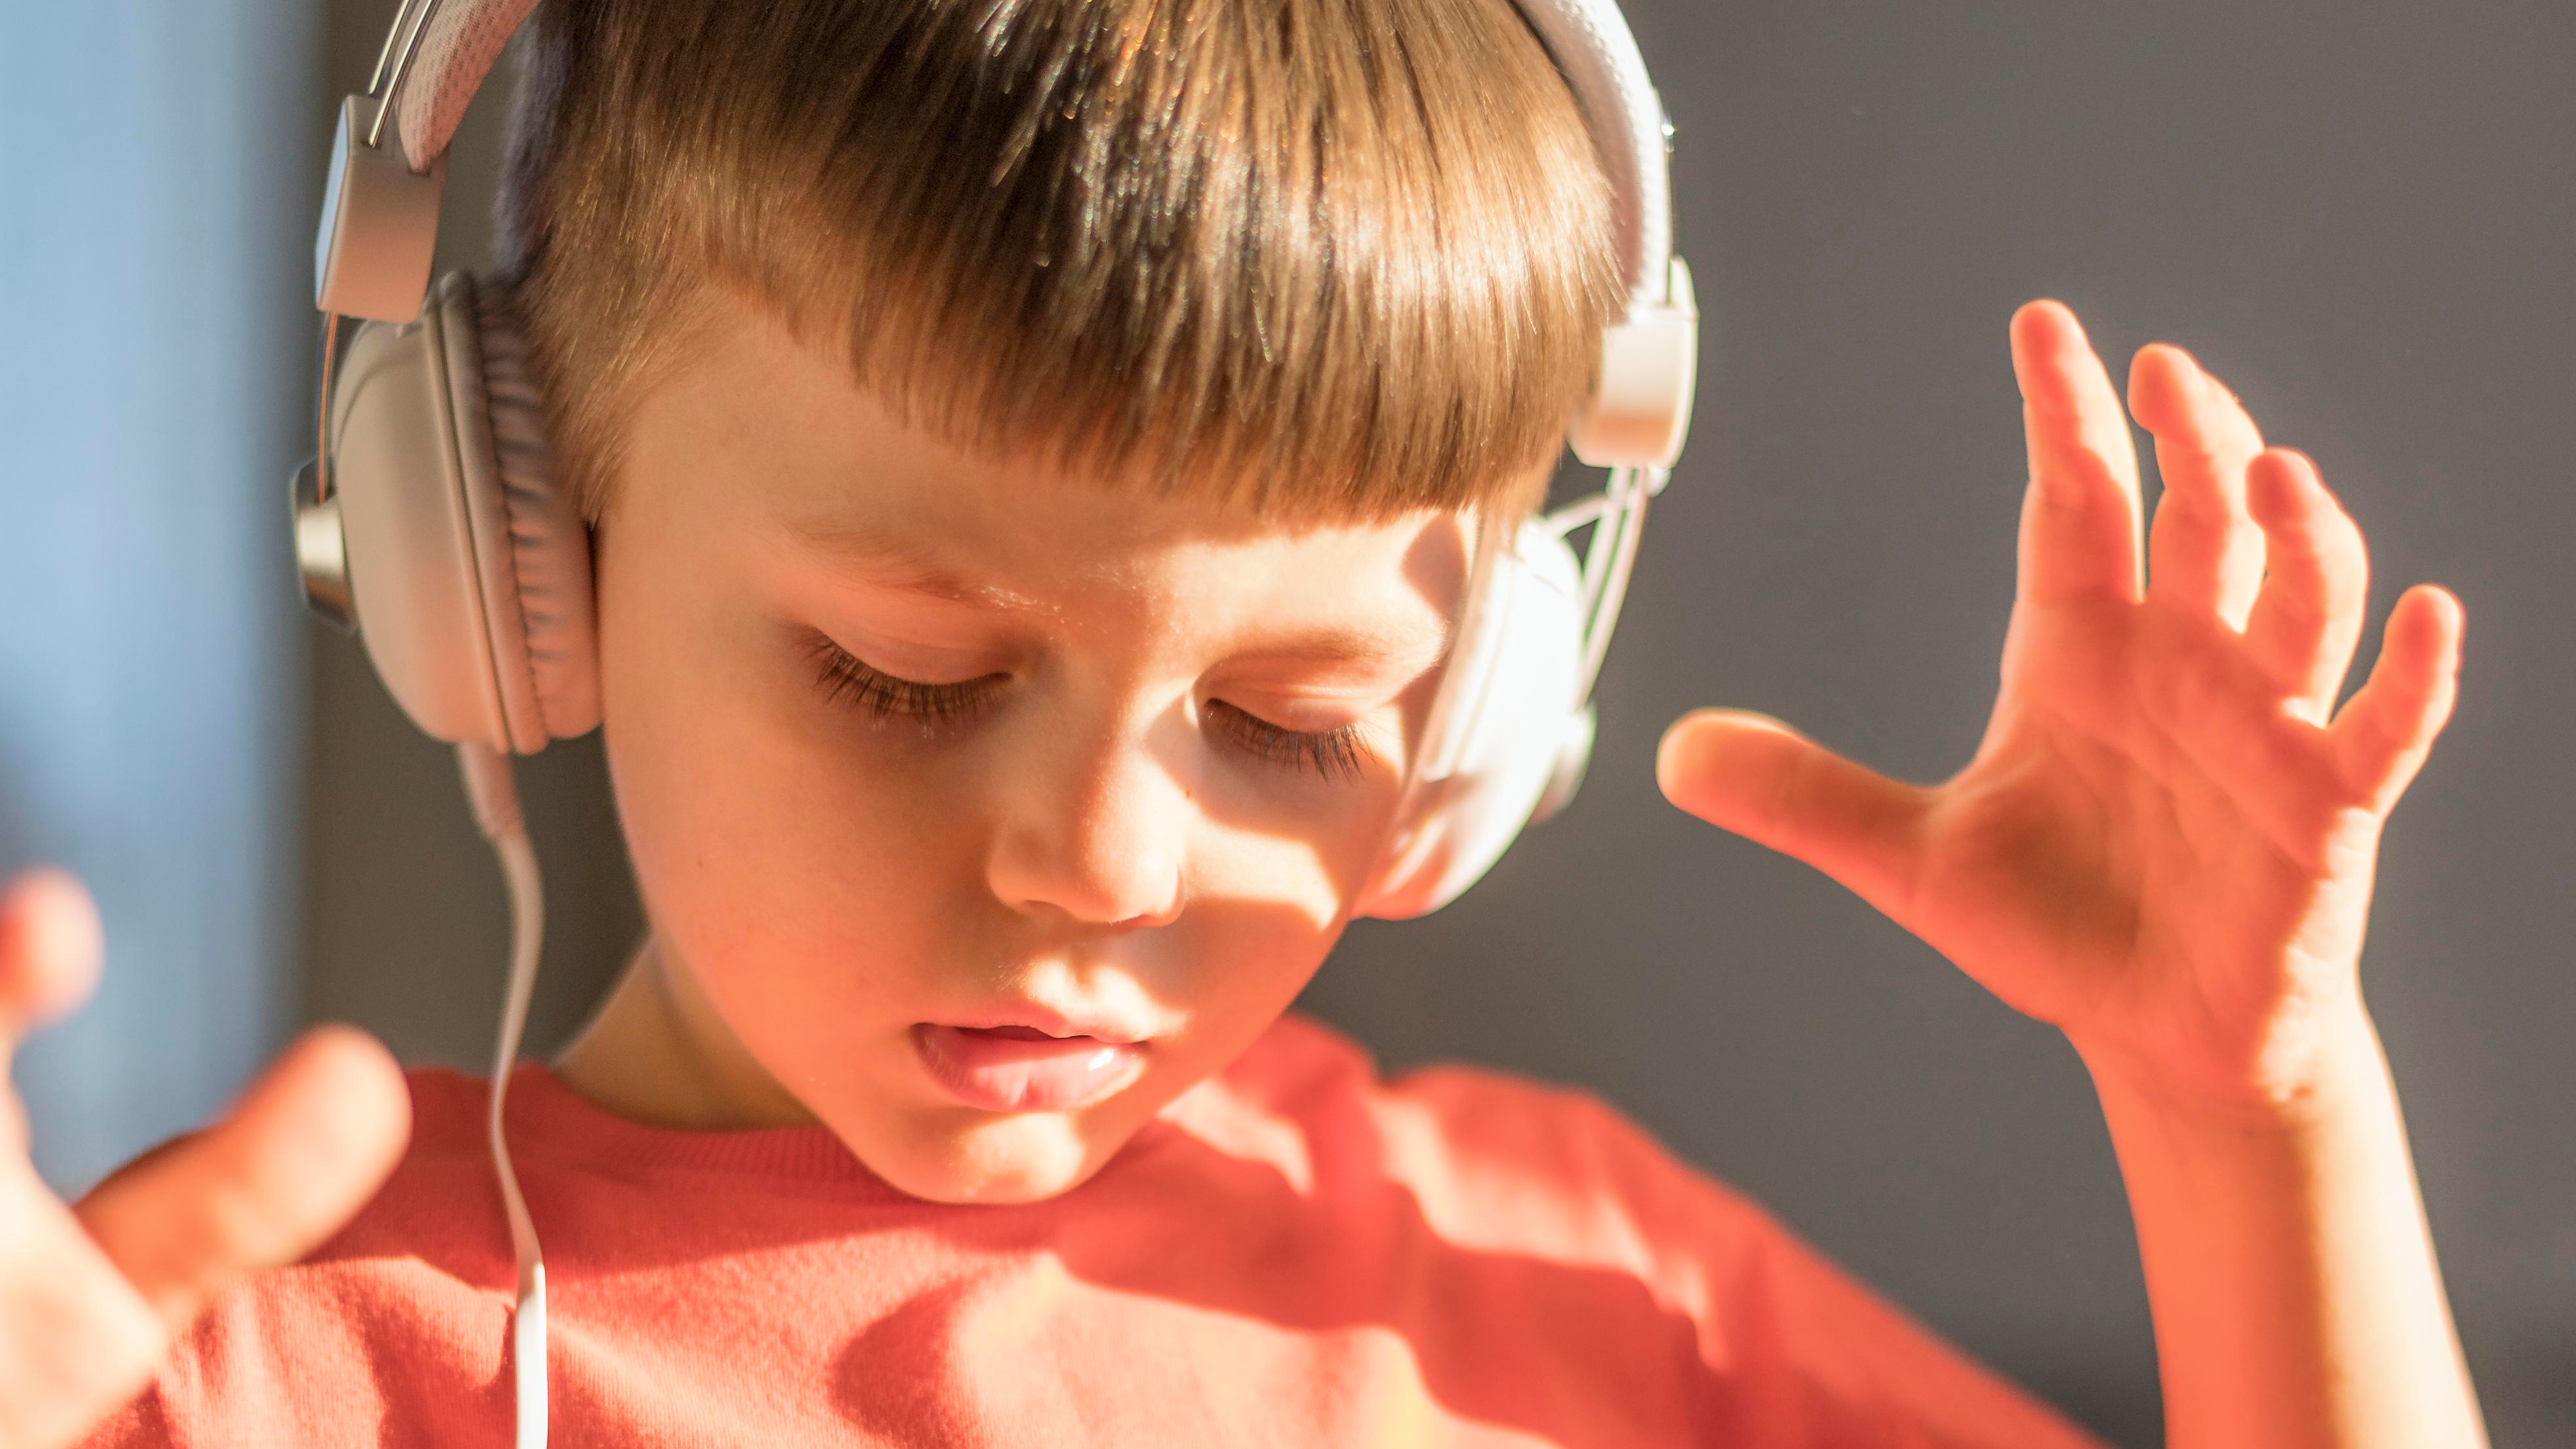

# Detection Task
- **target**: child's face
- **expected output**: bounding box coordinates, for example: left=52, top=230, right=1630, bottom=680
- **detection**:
left=589, top=288, right=1481, bottom=1203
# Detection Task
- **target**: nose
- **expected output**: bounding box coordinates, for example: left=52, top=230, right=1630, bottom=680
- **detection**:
left=984, top=711, right=1188, bottom=929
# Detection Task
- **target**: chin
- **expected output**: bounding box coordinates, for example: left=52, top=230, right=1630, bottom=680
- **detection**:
left=860, top=1108, right=1123, bottom=1206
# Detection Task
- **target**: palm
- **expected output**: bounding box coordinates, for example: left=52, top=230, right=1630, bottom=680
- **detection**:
left=1660, top=302, right=2461, bottom=1104
left=1906, top=615, right=2372, bottom=1095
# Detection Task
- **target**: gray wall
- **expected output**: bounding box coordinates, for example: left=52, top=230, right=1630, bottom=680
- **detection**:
left=300, top=3, right=2575, bottom=1444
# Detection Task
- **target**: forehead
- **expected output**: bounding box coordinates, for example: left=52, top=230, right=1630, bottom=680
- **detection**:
left=629, top=287, right=1478, bottom=642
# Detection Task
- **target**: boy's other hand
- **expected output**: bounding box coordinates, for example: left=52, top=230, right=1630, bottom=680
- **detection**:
left=1656, top=300, right=2462, bottom=1113
left=0, top=868, right=409, bottom=1449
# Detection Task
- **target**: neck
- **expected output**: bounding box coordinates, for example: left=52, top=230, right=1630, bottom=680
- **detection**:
left=551, top=932, right=819, bottom=1130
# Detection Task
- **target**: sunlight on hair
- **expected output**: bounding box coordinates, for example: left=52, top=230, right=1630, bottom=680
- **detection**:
left=495, top=0, right=1620, bottom=526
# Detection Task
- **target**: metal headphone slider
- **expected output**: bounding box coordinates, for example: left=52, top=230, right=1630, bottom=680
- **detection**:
left=313, top=95, right=447, bottom=324
left=1567, top=255, right=1699, bottom=473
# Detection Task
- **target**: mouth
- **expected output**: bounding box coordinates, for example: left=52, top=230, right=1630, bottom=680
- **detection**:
left=912, top=1022, right=1150, bottom=1114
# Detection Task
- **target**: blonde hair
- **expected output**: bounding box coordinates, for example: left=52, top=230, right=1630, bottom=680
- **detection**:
left=494, top=0, right=1624, bottom=525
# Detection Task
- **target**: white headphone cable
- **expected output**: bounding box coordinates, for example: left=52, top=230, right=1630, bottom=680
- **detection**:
left=456, top=743, right=551, bottom=1449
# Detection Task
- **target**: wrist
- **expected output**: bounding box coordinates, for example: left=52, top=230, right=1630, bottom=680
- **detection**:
left=2072, top=997, right=2391, bottom=1139
left=2079, top=999, right=2487, bottom=1449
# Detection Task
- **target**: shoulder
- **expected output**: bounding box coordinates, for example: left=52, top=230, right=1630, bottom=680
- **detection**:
left=1176, top=1013, right=2106, bottom=1449
left=1182, top=1012, right=1772, bottom=1268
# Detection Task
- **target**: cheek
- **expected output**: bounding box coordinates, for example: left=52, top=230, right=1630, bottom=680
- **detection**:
left=1189, top=771, right=1404, bottom=927
left=593, top=520, right=977, bottom=1026
left=1153, top=745, right=1421, bottom=1047
left=1186, top=659, right=1447, bottom=925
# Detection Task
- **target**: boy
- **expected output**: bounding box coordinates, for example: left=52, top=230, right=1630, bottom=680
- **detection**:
left=0, top=0, right=2488, bottom=1443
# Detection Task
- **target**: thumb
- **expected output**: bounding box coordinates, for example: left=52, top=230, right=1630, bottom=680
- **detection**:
left=0, top=870, right=106, bottom=1081
left=1656, top=709, right=1929, bottom=918
left=73, top=1025, right=410, bottom=1333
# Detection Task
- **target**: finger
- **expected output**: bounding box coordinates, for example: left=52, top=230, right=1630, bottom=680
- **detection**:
left=1657, top=709, right=1930, bottom=922
left=2329, top=585, right=2464, bottom=810
left=0, top=870, right=104, bottom=1080
left=2242, top=448, right=2370, bottom=720
left=0, top=1177, right=168, bottom=1449
left=2011, top=300, right=2145, bottom=607
left=74, top=1025, right=409, bottom=1334
left=2129, top=344, right=2268, bottom=627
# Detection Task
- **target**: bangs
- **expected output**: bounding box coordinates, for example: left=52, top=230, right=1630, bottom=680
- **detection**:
left=500, top=0, right=1624, bottom=524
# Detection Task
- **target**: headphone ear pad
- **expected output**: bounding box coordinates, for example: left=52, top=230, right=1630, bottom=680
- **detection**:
left=1355, top=518, right=1588, bottom=920
left=329, top=272, right=595, bottom=753
left=466, top=277, right=599, bottom=743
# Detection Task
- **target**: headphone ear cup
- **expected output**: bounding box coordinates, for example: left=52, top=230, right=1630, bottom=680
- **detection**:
left=328, top=271, right=595, bottom=753
left=1355, top=517, right=1588, bottom=920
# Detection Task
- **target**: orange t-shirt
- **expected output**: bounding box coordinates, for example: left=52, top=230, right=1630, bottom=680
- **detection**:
left=87, top=1012, right=2101, bottom=1447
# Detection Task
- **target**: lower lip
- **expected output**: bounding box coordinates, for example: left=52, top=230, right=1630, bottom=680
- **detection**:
left=913, top=1025, right=1146, bottom=1113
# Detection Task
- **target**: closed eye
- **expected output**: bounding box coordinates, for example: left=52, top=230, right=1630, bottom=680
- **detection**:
left=1206, top=702, right=1370, bottom=783
left=806, top=634, right=1003, bottom=730
left=806, top=632, right=1373, bottom=783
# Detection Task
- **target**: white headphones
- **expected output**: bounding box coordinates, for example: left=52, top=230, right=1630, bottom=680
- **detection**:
left=296, top=2, right=1693, bottom=1442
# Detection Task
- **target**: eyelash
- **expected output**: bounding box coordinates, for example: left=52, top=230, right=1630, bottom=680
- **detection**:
left=804, top=636, right=1370, bottom=783
left=1212, top=706, right=1370, bottom=785
left=807, top=635, right=1001, bottom=730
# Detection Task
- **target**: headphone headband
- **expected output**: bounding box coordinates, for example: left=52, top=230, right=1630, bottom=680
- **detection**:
left=383, top=0, right=533, bottom=174
left=1510, top=0, right=1674, bottom=309
left=323, top=0, right=1695, bottom=468
left=373, top=0, right=1671, bottom=294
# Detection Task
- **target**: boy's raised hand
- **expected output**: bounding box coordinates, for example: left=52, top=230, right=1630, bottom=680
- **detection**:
left=0, top=869, right=409, bottom=1449
left=1657, top=300, right=2464, bottom=1108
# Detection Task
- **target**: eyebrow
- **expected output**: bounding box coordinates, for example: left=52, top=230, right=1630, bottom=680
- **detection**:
left=784, top=517, right=1041, bottom=611
left=1238, top=618, right=1455, bottom=674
